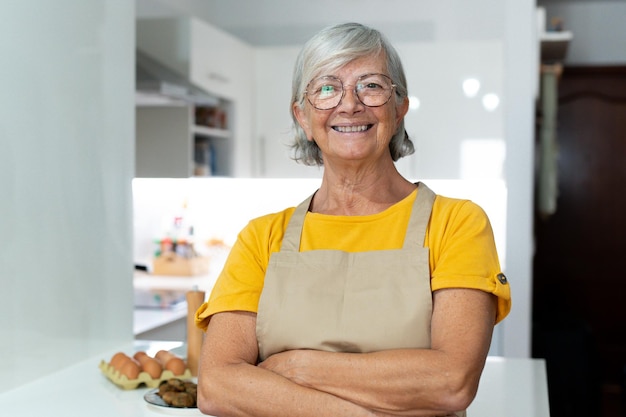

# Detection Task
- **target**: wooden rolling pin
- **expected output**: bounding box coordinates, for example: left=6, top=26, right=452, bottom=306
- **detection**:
left=186, top=287, right=205, bottom=376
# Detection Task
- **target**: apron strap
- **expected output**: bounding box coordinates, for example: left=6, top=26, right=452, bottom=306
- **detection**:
left=403, top=182, right=436, bottom=250
left=281, top=192, right=315, bottom=252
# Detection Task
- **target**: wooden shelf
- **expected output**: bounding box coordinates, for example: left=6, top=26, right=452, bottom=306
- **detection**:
left=540, top=31, right=573, bottom=63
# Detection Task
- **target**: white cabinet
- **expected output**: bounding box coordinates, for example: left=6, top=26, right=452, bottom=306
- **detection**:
left=189, top=21, right=250, bottom=101
left=135, top=104, right=233, bottom=178
left=136, top=17, right=254, bottom=177
left=137, top=16, right=251, bottom=101
left=136, top=106, right=193, bottom=178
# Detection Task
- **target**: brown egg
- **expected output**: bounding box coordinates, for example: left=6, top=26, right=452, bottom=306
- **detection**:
left=164, top=357, right=186, bottom=376
left=155, top=350, right=186, bottom=375
left=155, top=350, right=172, bottom=363
left=139, top=356, right=163, bottom=379
left=120, top=358, right=141, bottom=379
left=109, top=352, right=128, bottom=370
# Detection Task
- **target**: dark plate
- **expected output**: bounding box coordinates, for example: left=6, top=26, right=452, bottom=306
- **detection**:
left=144, top=388, right=200, bottom=415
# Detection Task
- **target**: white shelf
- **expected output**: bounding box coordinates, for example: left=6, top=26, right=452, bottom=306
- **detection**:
left=193, top=124, right=231, bottom=139
left=540, top=31, right=573, bottom=42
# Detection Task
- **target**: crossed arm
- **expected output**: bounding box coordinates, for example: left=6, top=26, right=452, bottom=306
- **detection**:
left=196, top=288, right=496, bottom=417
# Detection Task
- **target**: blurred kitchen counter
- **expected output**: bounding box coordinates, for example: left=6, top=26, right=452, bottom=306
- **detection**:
left=0, top=339, right=549, bottom=416
left=134, top=270, right=215, bottom=292
left=0, top=341, right=209, bottom=416
left=133, top=249, right=226, bottom=340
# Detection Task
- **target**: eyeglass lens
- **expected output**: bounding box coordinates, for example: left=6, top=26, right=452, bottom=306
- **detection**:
left=306, top=74, right=395, bottom=110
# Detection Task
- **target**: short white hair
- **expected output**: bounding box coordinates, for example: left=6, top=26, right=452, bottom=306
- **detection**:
left=290, top=22, right=414, bottom=166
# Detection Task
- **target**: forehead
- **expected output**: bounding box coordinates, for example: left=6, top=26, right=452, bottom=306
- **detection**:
left=314, top=53, right=388, bottom=80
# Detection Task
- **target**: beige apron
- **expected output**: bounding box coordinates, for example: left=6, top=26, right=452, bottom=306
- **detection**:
left=257, top=182, right=465, bottom=417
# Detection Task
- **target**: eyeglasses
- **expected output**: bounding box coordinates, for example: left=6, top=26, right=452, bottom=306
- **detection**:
left=304, top=73, right=396, bottom=110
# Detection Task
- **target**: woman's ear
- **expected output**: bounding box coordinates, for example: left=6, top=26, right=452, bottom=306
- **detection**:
left=293, top=102, right=312, bottom=141
left=396, top=96, right=409, bottom=127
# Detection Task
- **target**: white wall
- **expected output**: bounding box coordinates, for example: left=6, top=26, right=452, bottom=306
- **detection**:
left=0, top=1, right=135, bottom=392
left=254, top=41, right=505, bottom=181
left=253, top=46, right=322, bottom=178
left=502, top=0, right=537, bottom=358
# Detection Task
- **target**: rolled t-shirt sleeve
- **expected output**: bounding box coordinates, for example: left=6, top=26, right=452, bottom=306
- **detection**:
left=428, top=198, right=511, bottom=323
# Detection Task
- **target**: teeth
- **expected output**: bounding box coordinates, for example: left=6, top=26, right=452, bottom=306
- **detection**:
left=334, top=125, right=369, bottom=133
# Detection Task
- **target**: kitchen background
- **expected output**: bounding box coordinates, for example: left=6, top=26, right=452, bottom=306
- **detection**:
left=1, top=0, right=624, bottom=415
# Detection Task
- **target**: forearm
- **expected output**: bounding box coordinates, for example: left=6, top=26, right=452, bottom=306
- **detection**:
left=198, top=358, right=393, bottom=417
left=197, top=311, right=394, bottom=417
left=259, top=348, right=475, bottom=416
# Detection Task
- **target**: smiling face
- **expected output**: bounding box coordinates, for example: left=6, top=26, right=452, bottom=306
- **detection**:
left=293, top=53, right=409, bottom=168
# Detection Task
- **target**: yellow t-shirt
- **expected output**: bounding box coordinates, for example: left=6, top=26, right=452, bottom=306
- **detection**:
left=196, top=188, right=511, bottom=329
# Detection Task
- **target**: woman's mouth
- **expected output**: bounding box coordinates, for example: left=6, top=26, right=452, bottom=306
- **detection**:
left=332, top=124, right=372, bottom=133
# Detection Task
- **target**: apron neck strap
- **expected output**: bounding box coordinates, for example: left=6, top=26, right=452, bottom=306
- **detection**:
left=404, top=182, right=436, bottom=249
left=281, top=192, right=315, bottom=252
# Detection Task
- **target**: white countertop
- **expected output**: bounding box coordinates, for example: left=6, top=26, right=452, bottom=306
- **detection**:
left=134, top=305, right=189, bottom=335
left=470, top=356, right=550, bottom=416
left=133, top=271, right=217, bottom=292
left=0, top=340, right=550, bottom=417
left=133, top=254, right=224, bottom=336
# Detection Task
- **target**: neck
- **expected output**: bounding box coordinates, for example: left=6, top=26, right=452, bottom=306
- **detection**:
left=313, top=163, right=416, bottom=215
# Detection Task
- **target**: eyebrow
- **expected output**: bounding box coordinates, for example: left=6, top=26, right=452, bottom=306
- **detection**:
left=314, top=73, right=391, bottom=82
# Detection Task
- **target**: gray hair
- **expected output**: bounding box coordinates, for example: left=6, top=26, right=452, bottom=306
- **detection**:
left=290, top=22, right=414, bottom=166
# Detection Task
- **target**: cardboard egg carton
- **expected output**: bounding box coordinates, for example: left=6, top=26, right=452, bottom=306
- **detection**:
left=98, top=360, right=193, bottom=390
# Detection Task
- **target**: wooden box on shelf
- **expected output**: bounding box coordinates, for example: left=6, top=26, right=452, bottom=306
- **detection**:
left=152, top=253, right=209, bottom=276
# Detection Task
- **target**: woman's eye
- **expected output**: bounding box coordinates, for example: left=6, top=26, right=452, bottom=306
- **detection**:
left=319, top=85, right=336, bottom=96
left=365, top=83, right=382, bottom=89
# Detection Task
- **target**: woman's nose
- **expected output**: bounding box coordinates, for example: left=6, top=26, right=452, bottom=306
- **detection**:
left=337, top=87, right=364, bottom=112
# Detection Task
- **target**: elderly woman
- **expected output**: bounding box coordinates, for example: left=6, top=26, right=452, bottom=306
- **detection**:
left=195, top=22, right=511, bottom=417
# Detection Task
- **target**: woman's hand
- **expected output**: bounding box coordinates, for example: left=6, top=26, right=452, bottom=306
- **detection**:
left=258, top=349, right=318, bottom=387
